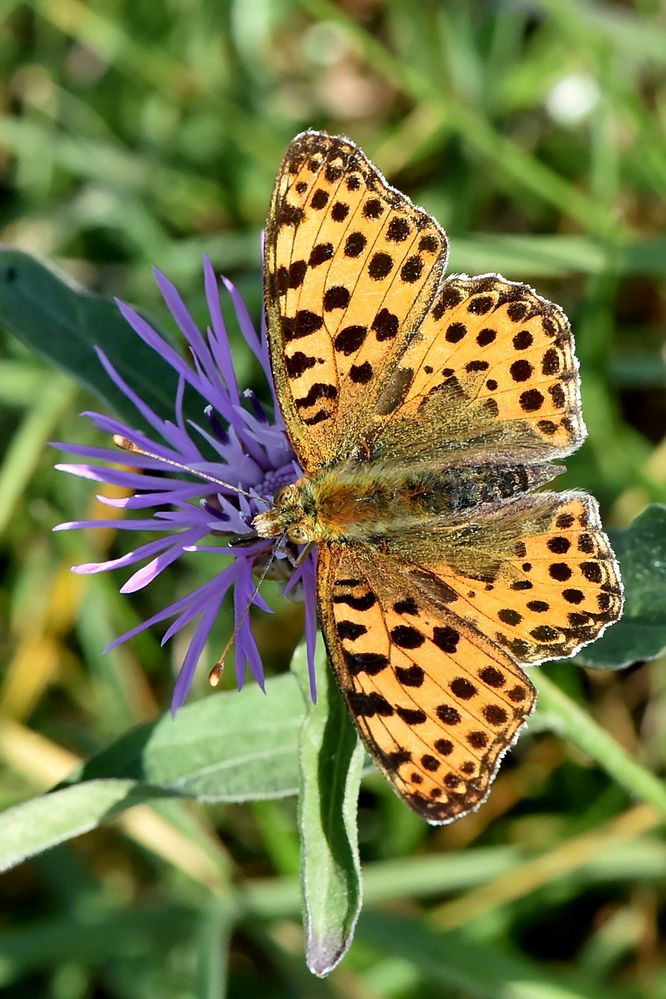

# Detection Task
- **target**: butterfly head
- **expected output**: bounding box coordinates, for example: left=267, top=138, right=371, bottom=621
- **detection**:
left=252, top=480, right=317, bottom=545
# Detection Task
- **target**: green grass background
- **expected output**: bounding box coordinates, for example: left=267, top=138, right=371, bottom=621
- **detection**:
left=1, top=0, right=666, bottom=996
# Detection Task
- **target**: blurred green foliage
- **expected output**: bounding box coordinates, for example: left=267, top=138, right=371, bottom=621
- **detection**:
left=1, top=1, right=665, bottom=996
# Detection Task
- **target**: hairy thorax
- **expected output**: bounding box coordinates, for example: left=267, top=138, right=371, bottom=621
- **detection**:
left=252, top=459, right=560, bottom=546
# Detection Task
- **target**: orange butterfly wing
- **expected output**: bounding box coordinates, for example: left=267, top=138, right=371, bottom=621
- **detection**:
left=264, top=131, right=448, bottom=469
left=317, top=544, right=536, bottom=823
left=371, top=273, right=585, bottom=464
left=408, top=492, right=623, bottom=666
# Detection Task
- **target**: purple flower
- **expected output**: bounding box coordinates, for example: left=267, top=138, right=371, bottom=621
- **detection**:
left=54, top=257, right=319, bottom=709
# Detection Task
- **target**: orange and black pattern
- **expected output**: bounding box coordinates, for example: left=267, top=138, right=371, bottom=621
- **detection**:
left=262, top=132, right=623, bottom=824
left=264, top=130, right=448, bottom=468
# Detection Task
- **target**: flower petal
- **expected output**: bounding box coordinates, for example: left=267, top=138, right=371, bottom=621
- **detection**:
left=170, top=597, right=224, bottom=712
left=203, top=255, right=240, bottom=404
left=302, top=552, right=319, bottom=702
left=120, top=528, right=207, bottom=592
left=57, top=257, right=320, bottom=709
left=71, top=535, right=180, bottom=575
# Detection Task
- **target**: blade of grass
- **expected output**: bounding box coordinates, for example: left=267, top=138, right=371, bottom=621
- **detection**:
left=298, top=0, right=630, bottom=240
left=533, top=670, right=666, bottom=817
left=430, top=803, right=659, bottom=931
left=0, top=372, right=74, bottom=537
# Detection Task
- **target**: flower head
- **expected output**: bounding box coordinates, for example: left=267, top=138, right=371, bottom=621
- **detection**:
left=54, top=257, right=319, bottom=708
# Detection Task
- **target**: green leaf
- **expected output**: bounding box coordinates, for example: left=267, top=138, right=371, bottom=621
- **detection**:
left=575, top=504, right=666, bottom=668
left=292, top=640, right=365, bottom=977
left=0, top=676, right=305, bottom=872
left=358, top=911, right=642, bottom=999
left=0, top=247, right=186, bottom=429
left=0, top=780, right=152, bottom=874
left=67, top=672, right=304, bottom=799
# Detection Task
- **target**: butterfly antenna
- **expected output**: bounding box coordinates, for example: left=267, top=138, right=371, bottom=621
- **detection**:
left=208, top=533, right=286, bottom=688
left=113, top=435, right=270, bottom=506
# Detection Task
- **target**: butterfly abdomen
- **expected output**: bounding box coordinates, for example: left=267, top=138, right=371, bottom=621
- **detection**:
left=442, top=462, right=560, bottom=514
left=304, top=461, right=559, bottom=543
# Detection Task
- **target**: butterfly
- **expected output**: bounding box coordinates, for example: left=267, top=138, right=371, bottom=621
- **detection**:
left=253, top=131, right=623, bottom=824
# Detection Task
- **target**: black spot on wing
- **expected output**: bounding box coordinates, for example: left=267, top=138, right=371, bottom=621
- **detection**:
left=395, top=664, right=425, bottom=687
left=372, top=308, right=399, bottom=341
left=324, top=285, right=351, bottom=311
left=334, top=325, right=367, bottom=355
left=344, top=231, right=367, bottom=257
left=387, top=217, right=410, bottom=241
left=349, top=361, right=373, bottom=384
left=337, top=620, right=367, bottom=640
left=333, top=591, right=376, bottom=610
left=368, top=252, right=393, bottom=280
left=390, top=625, right=425, bottom=649
left=349, top=691, right=394, bottom=717
left=396, top=705, right=427, bottom=725
left=343, top=650, right=389, bottom=676
left=282, top=310, right=323, bottom=341
left=400, top=255, right=423, bottom=283
left=285, top=351, right=318, bottom=378
left=294, top=382, right=338, bottom=410
left=310, top=243, right=334, bottom=267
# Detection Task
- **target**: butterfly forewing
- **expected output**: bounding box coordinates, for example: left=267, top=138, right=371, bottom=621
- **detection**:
left=265, top=131, right=448, bottom=469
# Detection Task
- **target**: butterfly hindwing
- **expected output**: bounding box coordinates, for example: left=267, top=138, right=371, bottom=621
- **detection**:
left=387, top=492, right=623, bottom=666
left=264, top=131, right=448, bottom=469
left=317, top=544, right=536, bottom=824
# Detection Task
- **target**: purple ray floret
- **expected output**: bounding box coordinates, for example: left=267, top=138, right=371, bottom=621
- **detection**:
left=53, top=256, right=318, bottom=708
